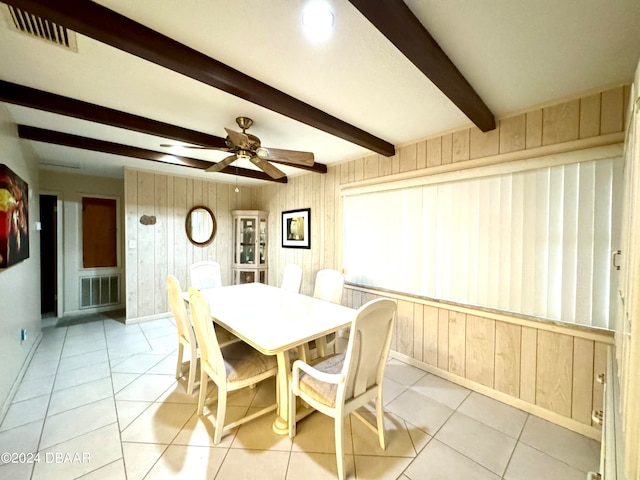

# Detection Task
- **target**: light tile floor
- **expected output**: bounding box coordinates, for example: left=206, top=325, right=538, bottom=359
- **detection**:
left=0, top=313, right=600, bottom=479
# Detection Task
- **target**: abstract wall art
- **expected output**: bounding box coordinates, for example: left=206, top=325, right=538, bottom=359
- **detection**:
left=0, top=164, right=29, bottom=268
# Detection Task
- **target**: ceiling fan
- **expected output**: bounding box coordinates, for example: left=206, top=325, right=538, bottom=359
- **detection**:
left=161, top=117, right=315, bottom=179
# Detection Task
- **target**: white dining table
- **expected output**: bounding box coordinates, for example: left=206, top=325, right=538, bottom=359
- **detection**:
left=195, top=282, right=356, bottom=434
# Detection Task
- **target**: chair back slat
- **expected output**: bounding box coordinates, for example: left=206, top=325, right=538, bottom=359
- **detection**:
left=166, top=274, right=195, bottom=346
left=313, top=269, right=344, bottom=304
left=190, top=261, right=222, bottom=290
left=340, top=299, right=396, bottom=403
left=281, top=264, right=303, bottom=293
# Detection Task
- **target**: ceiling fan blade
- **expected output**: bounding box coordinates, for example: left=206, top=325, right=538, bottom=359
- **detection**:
left=224, top=128, right=250, bottom=148
left=255, top=147, right=315, bottom=166
left=249, top=156, right=287, bottom=179
left=205, top=155, right=237, bottom=173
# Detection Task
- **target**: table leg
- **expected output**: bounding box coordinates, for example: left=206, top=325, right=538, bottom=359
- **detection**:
left=272, top=351, right=291, bottom=435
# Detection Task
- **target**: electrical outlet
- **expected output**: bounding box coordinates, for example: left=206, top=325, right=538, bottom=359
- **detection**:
left=20, top=328, right=27, bottom=342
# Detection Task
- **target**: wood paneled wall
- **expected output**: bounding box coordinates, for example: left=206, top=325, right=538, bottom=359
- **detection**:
left=338, top=85, right=628, bottom=184
left=124, top=169, right=256, bottom=320
left=342, top=285, right=612, bottom=439
left=256, top=167, right=342, bottom=296
left=254, top=85, right=628, bottom=439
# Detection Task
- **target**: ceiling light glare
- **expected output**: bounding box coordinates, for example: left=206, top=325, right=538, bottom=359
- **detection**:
left=165, top=145, right=189, bottom=156
left=161, top=155, right=179, bottom=164
left=302, top=1, right=334, bottom=42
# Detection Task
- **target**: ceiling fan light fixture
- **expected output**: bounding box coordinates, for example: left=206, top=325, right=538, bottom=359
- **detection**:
left=170, top=116, right=314, bottom=179
left=302, top=1, right=334, bottom=42
left=236, top=149, right=251, bottom=160
left=256, top=147, right=268, bottom=159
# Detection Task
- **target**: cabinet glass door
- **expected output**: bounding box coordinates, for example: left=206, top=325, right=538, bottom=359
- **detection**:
left=239, top=218, right=256, bottom=265
left=259, top=218, right=267, bottom=265
left=237, top=270, right=256, bottom=284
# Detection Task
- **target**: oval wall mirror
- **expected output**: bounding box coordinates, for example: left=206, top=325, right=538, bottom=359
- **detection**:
left=185, top=206, right=217, bottom=247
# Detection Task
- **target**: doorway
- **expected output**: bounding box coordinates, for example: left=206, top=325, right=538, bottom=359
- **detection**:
left=40, top=194, right=57, bottom=316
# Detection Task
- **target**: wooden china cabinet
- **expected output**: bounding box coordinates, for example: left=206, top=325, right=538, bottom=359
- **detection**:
left=232, top=210, right=268, bottom=284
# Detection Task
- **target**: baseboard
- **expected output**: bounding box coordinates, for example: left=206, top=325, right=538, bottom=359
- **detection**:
left=0, top=331, right=44, bottom=426
left=390, top=350, right=602, bottom=441
left=125, top=312, right=173, bottom=325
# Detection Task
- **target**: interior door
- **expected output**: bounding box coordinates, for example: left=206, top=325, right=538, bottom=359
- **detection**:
left=82, top=197, right=117, bottom=268
left=615, top=78, right=640, bottom=480
left=39, top=194, right=57, bottom=315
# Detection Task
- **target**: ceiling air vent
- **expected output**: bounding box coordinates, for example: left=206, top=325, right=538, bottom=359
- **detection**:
left=3, top=4, right=77, bottom=51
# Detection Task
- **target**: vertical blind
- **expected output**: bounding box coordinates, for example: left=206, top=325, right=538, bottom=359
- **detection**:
left=343, top=157, right=622, bottom=329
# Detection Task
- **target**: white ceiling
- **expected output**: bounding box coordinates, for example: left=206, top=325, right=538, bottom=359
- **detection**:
left=1, top=0, right=639, bottom=186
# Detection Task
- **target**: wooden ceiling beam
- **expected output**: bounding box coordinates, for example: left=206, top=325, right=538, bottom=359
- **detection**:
left=0, top=80, right=227, bottom=148
left=5, top=0, right=396, bottom=157
left=1, top=81, right=328, bottom=175
left=348, top=0, right=496, bottom=132
left=18, top=125, right=288, bottom=183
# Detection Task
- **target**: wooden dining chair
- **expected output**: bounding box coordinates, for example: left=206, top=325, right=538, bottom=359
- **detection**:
left=187, top=287, right=278, bottom=444
left=167, top=275, right=239, bottom=394
left=167, top=274, right=200, bottom=395
left=280, top=264, right=303, bottom=293
left=289, top=298, right=397, bottom=480
left=311, top=269, right=345, bottom=356
left=188, top=260, right=240, bottom=346
left=313, top=269, right=345, bottom=303
left=189, top=260, right=222, bottom=290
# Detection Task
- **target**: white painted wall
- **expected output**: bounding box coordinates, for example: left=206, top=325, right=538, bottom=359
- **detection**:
left=40, top=171, right=124, bottom=316
left=0, top=104, right=42, bottom=419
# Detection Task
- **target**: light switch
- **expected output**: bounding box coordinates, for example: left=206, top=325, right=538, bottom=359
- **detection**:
left=128, top=240, right=136, bottom=249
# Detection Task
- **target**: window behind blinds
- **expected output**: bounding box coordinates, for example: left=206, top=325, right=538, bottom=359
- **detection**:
left=343, top=157, right=622, bottom=328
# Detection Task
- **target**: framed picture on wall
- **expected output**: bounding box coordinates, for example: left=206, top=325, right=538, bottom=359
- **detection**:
left=0, top=164, right=29, bottom=268
left=282, top=208, right=310, bottom=249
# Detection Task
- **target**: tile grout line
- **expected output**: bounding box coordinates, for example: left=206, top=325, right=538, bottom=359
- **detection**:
left=499, top=412, right=530, bottom=479
left=397, top=416, right=435, bottom=479
left=102, top=318, right=129, bottom=480
left=44, top=321, right=127, bottom=478
left=515, top=431, right=597, bottom=475
left=31, top=324, right=70, bottom=480
left=396, top=379, right=530, bottom=479
left=281, top=397, right=296, bottom=480
left=106, top=318, right=183, bottom=478
left=435, top=390, right=517, bottom=479
left=33, top=317, right=131, bottom=478
left=347, top=414, right=356, bottom=478
left=118, top=329, right=199, bottom=479
left=74, top=458, right=122, bottom=479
